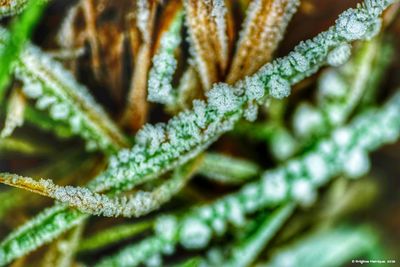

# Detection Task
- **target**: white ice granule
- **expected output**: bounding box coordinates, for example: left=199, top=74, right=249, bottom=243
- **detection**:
left=333, top=127, right=352, bottom=147
left=327, top=43, right=352, bottom=67
left=180, top=218, right=212, bottom=249
left=318, top=70, right=347, bottom=101
left=304, top=153, right=329, bottom=185
left=22, top=81, right=43, bottom=98
left=267, top=75, right=291, bottom=99
left=50, top=103, right=70, bottom=120
left=262, top=171, right=288, bottom=202
left=343, top=149, right=370, bottom=179
left=288, top=51, right=309, bottom=72
left=336, top=11, right=368, bottom=41
left=291, top=179, right=317, bottom=207
left=293, top=103, right=324, bottom=137
left=207, top=83, right=241, bottom=114
left=155, top=215, right=178, bottom=241
left=227, top=198, right=245, bottom=226
left=271, top=129, right=297, bottom=160
left=36, top=96, right=56, bottom=110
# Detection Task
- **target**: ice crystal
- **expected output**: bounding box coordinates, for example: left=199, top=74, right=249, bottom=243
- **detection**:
left=243, top=76, right=265, bottom=102
left=270, top=129, right=298, bottom=161
left=267, top=75, right=291, bottom=99
left=206, top=83, right=241, bottom=114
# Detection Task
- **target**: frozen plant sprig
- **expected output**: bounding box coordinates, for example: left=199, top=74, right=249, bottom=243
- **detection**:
left=0, top=158, right=200, bottom=218
left=94, top=89, right=400, bottom=267
left=293, top=37, right=384, bottom=140
left=91, top=0, right=394, bottom=194
left=5, top=39, right=129, bottom=153
left=0, top=205, right=86, bottom=265
left=266, top=35, right=388, bottom=161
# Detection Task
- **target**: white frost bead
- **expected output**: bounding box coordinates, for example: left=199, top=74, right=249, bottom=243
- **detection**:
left=180, top=218, right=211, bottom=249
left=327, top=43, right=352, bottom=67
left=343, top=149, right=370, bottom=179
left=268, top=75, right=291, bottom=99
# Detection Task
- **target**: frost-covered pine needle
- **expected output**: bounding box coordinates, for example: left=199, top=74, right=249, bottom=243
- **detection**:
left=272, top=36, right=388, bottom=160
left=287, top=36, right=386, bottom=152
left=94, top=89, right=400, bottom=267
left=0, top=157, right=201, bottom=218
left=147, top=9, right=183, bottom=105
left=7, top=40, right=129, bottom=152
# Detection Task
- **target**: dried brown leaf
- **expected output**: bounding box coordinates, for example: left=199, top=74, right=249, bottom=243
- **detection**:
left=184, top=0, right=232, bottom=90
left=121, top=0, right=158, bottom=131
left=227, top=0, right=299, bottom=83
left=57, top=0, right=136, bottom=104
